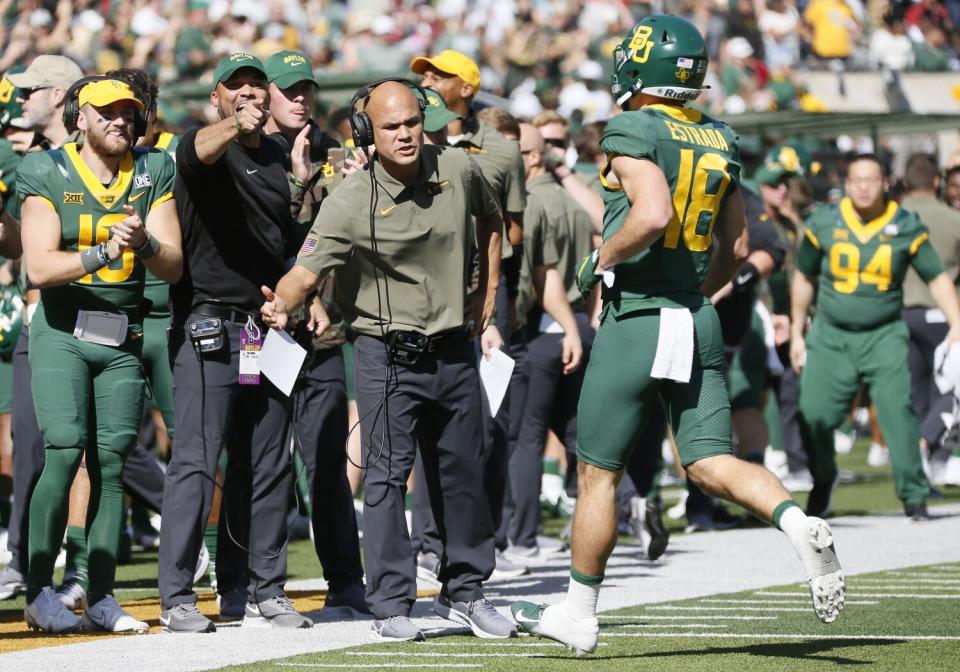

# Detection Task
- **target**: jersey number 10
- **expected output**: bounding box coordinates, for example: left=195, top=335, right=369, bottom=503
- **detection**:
left=663, top=149, right=731, bottom=253
left=78, top=213, right=135, bottom=284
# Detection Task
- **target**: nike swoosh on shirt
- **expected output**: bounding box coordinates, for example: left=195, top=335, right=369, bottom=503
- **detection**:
left=246, top=169, right=258, bottom=175
left=127, top=191, right=146, bottom=202
left=379, top=204, right=398, bottom=216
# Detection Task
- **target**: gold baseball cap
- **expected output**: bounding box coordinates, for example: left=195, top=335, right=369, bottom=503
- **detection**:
left=410, top=50, right=480, bottom=90
left=78, top=79, right=144, bottom=109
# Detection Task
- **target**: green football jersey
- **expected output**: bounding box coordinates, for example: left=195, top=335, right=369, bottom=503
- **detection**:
left=16, top=142, right=176, bottom=313
left=600, top=104, right=742, bottom=309
left=143, top=132, right=180, bottom=316
left=797, top=197, right=943, bottom=329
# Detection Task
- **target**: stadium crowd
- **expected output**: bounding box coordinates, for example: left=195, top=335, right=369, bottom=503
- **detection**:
left=0, top=0, right=955, bottom=654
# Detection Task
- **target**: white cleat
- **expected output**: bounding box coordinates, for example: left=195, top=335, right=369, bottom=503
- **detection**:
left=82, top=595, right=149, bottom=633
left=943, top=455, right=960, bottom=487
left=510, top=601, right=598, bottom=655
left=867, top=443, right=890, bottom=468
left=194, top=544, right=210, bottom=585
left=796, top=518, right=845, bottom=624
left=56, top=575, right=87, bottom=610
left=25, top=587, right=82, bottom=633
left=833, top=430, right=854, bottom=455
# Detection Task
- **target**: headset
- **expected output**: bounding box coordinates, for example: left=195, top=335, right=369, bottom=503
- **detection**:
left=349, top=77, right=427, bottom=149
left=63, top=75, right=148, bottom=140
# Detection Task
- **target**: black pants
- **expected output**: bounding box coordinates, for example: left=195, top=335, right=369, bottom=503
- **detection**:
left=506, top=311, right=592, bottom=548
left=7, top=329, right=43, bottom=574
left=158, top=317, right=291, bottom=609
left=904, top=306, right=950, bottom=443
left=292, top=347, right=363, bottom=592
left=355, top=335, right=493, bottom=619
left=774, top=347, right=807, bottom=473
left=411, top=281, right=513, bottom=558
left=7, top=328, right=176, bottom=573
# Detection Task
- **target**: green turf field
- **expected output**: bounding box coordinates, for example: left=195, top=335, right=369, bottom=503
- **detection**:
left=220, top=561, right=960, bottom=672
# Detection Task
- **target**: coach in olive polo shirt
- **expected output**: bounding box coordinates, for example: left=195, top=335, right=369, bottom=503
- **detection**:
left=260, top=81, right=515, bottom=642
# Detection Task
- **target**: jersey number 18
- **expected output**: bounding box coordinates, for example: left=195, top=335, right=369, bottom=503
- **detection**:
left=663, top=149, right=731, bottom=253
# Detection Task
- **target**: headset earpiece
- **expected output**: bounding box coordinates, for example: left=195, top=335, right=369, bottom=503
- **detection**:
left=349, top=77, right=428, bottom=149
left=63, top=74, right=148, bottom=142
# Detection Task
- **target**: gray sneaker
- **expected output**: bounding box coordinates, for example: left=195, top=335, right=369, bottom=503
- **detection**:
left=160, top=603, right=216, bottom=633
left=416, top=551, right=441, bottom=583
left=490, top=550, right=529, bottom=581
left=244, top=593, right=311, bottom=628
left=370, top=615, right=425, bottom=642
left=218, top=585, right=246, bottom=622
left=325, top=582, right=371, bottom=615
left=434, top=594, right=517, bottom=639
left=0, top=565, right=26, bottom=600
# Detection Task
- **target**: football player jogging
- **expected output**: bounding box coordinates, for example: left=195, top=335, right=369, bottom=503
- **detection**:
left=17, top=78, right=181, bottom=633
left=791, top=154, right=960, bottom=519
left=510, top=15, right=845, bottom=654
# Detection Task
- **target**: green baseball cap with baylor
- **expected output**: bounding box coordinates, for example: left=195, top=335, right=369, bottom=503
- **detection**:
left=264, top=51, right=317, bottom=89
left=213, top=53, right=266, bottom=86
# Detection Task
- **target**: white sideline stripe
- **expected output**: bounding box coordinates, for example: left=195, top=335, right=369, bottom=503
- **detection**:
left=755, top=591, right=960, bottom=599
left=843, top=584, right=960, bottom=591
left=647, top=605, right=809, bottom=612
left=616, top=624, right=729, bottom=629
left=345, top=653, right=546, bottom=658
left=699, top=599, right=878, bottom=606
left=420, top=642, right=602, bottom=648
left=603, top=633, right=960, bottom=641
left=884, top=572, right=960, bottom=578
left=599, top=615, right=778, bottom=621
left=277, top=665, right=481, bottom=669
left=853, top=578, right=960, bottom=585
left=929, top=565, right=960, bottom=571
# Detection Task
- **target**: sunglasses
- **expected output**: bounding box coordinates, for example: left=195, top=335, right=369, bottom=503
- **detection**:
left=20, top=85, right=50, bottom=97
left=544, top=137, right=568, bottom=148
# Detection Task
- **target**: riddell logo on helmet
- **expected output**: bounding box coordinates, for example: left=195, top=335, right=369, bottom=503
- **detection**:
left=660, top=88, right=699, bottom=100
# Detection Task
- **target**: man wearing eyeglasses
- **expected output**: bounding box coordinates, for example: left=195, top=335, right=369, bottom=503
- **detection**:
left=791, top=153, right=960, bottom=520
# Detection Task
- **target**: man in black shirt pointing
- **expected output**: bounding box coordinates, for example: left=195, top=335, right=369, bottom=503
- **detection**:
left=159, top=53, right=311, bottom=633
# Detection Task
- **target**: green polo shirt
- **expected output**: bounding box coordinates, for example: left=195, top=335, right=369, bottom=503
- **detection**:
left=296, top=143, right=500, bottom=337
left=527, top=174, right=594, bottom=306
left=516, top=192, right=559, bottom=326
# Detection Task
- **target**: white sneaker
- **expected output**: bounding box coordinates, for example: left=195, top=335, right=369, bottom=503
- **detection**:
left=0, top=528, right=10, bottom=566
left=25, top=586, right=82, bottom=633
left=943, top=455, right=960, bottom=487
left=56, top=574, right=87, bottom=610
left=194, top=544, right=210, bottom=585
left=789, top=517, right=845, bottom=624
left=780, top=470, right=814, bottom=493
left=764, top=447, right=789, bottom=479
left=511, top=601, right=598, bottom=655
left=666, top=490, right=688, bottom=520
left=833, top=430, right=854, bottom=455
left=82, top=594, right=149, bottom=633
left=54, top=548, right=66, bottom=569
left=867, top=443, right=890, bottom=468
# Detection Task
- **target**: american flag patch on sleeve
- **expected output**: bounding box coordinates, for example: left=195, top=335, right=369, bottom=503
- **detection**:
left=300, top=237, right=318, bottom=255
left=677, top=57, right=694, bottom=68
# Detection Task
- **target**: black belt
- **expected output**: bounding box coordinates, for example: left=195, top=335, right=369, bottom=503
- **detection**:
left=191, top=303, right=259, bottom=325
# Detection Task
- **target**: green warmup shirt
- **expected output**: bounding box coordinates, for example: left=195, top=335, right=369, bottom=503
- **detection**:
left=796, top=197, right=944, bottom=330
left=599, top=103, right=741, bottom=309
left=527, top=174, right=594, bottom=305
left=16, top=142, right=176, bottom=313
left=295, top=143, right=500, bottom=337
left=515, top=191, right=559, bottom=325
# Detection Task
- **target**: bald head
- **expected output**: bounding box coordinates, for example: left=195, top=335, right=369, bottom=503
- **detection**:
left=362, top=80, right=424, bottom=178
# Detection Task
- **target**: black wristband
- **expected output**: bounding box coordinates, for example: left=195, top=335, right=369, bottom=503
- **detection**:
left=732, top=261, right=761, bottom=293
